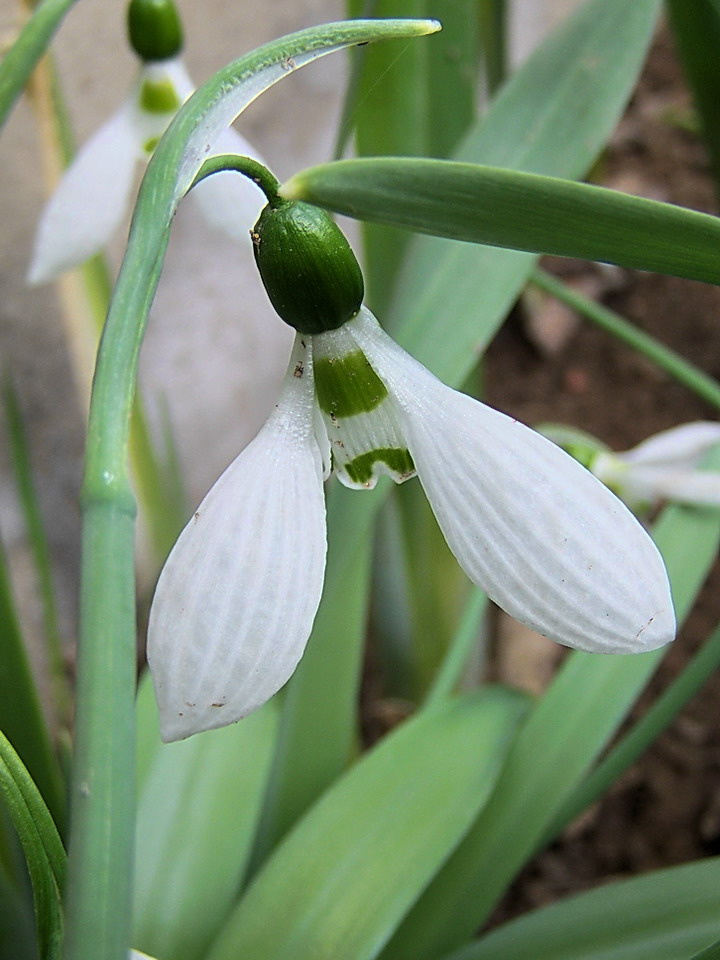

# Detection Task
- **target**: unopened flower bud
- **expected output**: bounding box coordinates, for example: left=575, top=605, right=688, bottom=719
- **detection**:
left=128, top=0, right=183, bottom=62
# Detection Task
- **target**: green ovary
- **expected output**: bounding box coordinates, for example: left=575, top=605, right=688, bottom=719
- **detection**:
left=315, top=350, right=388, bottom=418
left=344, top=448, right=415, bottom=485
left=140, top=77, right=181, bottom=113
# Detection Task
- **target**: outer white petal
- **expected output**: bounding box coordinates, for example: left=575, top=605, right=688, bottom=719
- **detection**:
left=350, top=308, right=675, bottom=655
left=620, top=422, right=720, bottom=467
left=27, top=105, right=138, bottom=284
left=147, top=336, right=326, bottom=741
left=189, top=126, right=268, bottom=242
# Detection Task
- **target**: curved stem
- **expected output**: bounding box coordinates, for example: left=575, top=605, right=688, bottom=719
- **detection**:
left=192, top=154, right=282, bottom=207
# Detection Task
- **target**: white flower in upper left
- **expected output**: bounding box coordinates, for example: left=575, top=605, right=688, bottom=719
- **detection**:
left=28, top=58, right=264, bottom=284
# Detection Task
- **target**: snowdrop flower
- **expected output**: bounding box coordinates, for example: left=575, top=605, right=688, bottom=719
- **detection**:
left=148, top=198, right=676, bottom=742
left=591, top=423, right=720, bottom=510
left=28, top=0, right=263, bottom=285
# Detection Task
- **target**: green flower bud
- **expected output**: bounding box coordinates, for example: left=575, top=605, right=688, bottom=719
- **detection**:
left=128, top=0, right=183, bottom=62
left=253, top=201, right=364, bottom=335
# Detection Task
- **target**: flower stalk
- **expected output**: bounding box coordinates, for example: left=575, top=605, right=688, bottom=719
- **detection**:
left=192, top=153, right=282, bottom=207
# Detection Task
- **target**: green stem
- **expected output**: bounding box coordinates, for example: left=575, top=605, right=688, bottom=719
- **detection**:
left=62, top=499, right=137, bottom=960
left=478, top=0, right=507, bottom=95
left=192, top=154, right=281, bottom=207
left=424, top=589, right=488, bottom=709
left=531, top=267, right=720, bottom=410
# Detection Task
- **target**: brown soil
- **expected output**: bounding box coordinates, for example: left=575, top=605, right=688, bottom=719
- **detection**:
left=485, top=26, right=720, bottom=919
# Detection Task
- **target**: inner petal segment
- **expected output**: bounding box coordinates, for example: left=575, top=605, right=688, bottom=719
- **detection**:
left=313, top=325, right=415, bottom=490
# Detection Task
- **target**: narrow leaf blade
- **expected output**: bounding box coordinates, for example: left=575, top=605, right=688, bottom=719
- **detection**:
left=208, top=689, right=528, bottom=960
left=283, top=158, right=720, bottom=287
left=381, top=480, right=720, bottom=960
left=443, top=857, right=720, bottom=960
left=133, top=683, right=278, bottom=960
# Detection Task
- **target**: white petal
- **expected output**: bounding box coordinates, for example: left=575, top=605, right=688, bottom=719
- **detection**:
left=147, top=336, right=326, bottom=741
left=621, top=422, right=720, bottom=468
left=350, top=308, right=675, bottom=654
left=610, top=463, right=720, bottom=507
left=150, top=57, right=195, bottom=101
left=27, top=106, right=138, bottom=284
left=189, top=126, right=268, bottom=242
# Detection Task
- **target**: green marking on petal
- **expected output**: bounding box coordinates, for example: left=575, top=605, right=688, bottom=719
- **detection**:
left=140, top=77, right=181, bottom=114
left=143, top=136, right=160, bottom=154
left=315, top=350, right=388, bottom=418
left=344, top=447, right=415, bottom=485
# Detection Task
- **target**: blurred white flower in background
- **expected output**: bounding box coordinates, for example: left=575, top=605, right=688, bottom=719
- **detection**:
left=28, top=56, right=264, bottom=284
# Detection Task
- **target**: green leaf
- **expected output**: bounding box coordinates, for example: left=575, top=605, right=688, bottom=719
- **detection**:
left=381, top=484, right=720, bottom=960
left=0, top=732, right=65, bottom=960
left=3, top=378, right=66, bottom=716
left=394, top=481, right=472, bottom=698
left=0, top=0, right=81, bottom=129
left=442, top=857, right=720, bottom=960
left=394, top=0, right=660, bottom=381
left=666, top=0, right=720, bottom=200
left=351, top=0, right=435, bottom=310
left=133, top=694, right=278, bottom=960
left=0, top=527, right=65, bottom=831
left=283, top=156, right=720, bottom=287
left=207, top=688, right=528, bottom=960
left=478, top=0, right=507, bottom=94
left=0, top=862, right=37, bottom=960
left=687, top=940, right=720, bottom=960
left=348, top=1, right=477, bottom=311
left=246, top=484, right=374, bottom=872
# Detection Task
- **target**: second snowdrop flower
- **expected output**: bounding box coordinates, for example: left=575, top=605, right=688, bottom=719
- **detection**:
left=28, top=0, right=264, bottom=284
left=593, top=423, right=720, bottom=510
left=148, top=192, right=676, bottom=742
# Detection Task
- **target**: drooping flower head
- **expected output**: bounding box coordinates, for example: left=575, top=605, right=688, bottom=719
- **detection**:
left=148, top=192, right=676, bottom=742
left=541, top=422, right=720, bottom=512
left=28, top=0, right=264, bottom=284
